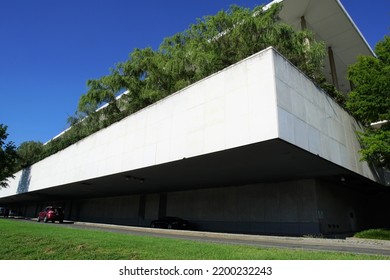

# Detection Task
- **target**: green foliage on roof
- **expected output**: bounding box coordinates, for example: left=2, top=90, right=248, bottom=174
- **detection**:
left=76, top=3, right=325, bottom=117
left=17, top=2, right=332, bottom=168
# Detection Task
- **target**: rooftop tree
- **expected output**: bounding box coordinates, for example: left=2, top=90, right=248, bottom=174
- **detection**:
left=16, top=141, right=44, bottom=169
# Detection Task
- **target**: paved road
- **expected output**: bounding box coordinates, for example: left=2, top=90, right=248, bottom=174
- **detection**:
left=53, top=220, right=390, bottom=257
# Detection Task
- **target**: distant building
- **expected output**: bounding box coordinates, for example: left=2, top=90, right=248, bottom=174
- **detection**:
left=1, top=0, right=389, bottom=236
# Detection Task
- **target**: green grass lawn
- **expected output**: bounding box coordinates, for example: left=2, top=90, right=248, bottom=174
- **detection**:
left=354, top=228, right=390, bottom=241
left=0, top=219, right=388, bottom=260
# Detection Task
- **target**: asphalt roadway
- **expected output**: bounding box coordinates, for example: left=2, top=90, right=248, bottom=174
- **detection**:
left=46, top=220, right=390, bottom=257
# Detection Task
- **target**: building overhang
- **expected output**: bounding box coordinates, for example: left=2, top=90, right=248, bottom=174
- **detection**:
left=0, top=139, right=384, bottom=205
left=272, top=0, right=374, bottom=93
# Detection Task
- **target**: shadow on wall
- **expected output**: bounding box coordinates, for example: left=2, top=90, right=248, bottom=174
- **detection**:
left=17, top=166, right=31, bottom=194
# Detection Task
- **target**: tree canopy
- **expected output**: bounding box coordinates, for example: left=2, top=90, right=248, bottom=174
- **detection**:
left=16, top=141, right=44, bottom=169
left=347, top=35, right=390, bottom=167
left=15, top=3, right=331, bottom=170
left=0, top=124, right=18, bottom=188
left=76, top=3, right=325, bottom=117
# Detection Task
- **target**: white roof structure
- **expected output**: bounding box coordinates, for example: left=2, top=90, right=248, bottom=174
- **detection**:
left=273, top=0, right=374, bottom=93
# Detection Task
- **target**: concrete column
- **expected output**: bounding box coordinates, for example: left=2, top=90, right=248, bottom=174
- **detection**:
left=328, top=46, right=339, bottom=89
left=300, top=16, right=310, bottom=52
left=300, top=16, right=307, bottom=30
left=138, top=194, right=146, bottom=222
left=349, top=80, right=355, bottom=91
left=33, top=204, right=40, bottom=217
left=67, top=200, right=74, bottom=220
left=158, top=193, right=167, bottom=218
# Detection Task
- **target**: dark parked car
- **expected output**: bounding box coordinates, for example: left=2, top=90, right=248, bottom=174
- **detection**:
left=37, top=206, right=64, bottom=223
left=150, top=216, right=188, bottom=229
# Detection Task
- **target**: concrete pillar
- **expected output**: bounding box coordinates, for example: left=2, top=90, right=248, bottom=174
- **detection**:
left=67, top=200, right=74, bottom=220
left=158, top=193, right=167, bottom=218
left=300, top=16, right=307, bottom=30
left=349, top=80, right=355, bottom=91
left=328, top=46, right=339, bottom=89
left=138, top=194, right=146, bottom=223
left=300, top=16, right=310, bottom=54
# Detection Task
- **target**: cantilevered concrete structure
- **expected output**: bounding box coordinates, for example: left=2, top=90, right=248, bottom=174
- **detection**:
left=1, top=0, right=389, bottom=236
left=270, top=0, right=375, bottom=93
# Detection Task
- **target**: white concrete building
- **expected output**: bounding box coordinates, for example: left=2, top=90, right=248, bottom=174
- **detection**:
left=1, top=0, right=389, bottom=236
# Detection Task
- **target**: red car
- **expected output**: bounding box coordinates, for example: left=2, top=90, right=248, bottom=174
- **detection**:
left=37, top=206, right=64, bottom=223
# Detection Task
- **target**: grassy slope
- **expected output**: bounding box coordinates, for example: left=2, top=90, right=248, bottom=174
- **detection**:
left=0, top=219, right=388, bottom=260
left=354, top=229, right=390, bottom=241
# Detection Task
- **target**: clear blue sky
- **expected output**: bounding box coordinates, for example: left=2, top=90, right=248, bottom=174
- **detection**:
left=1, top=0, right=389, bottom=147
